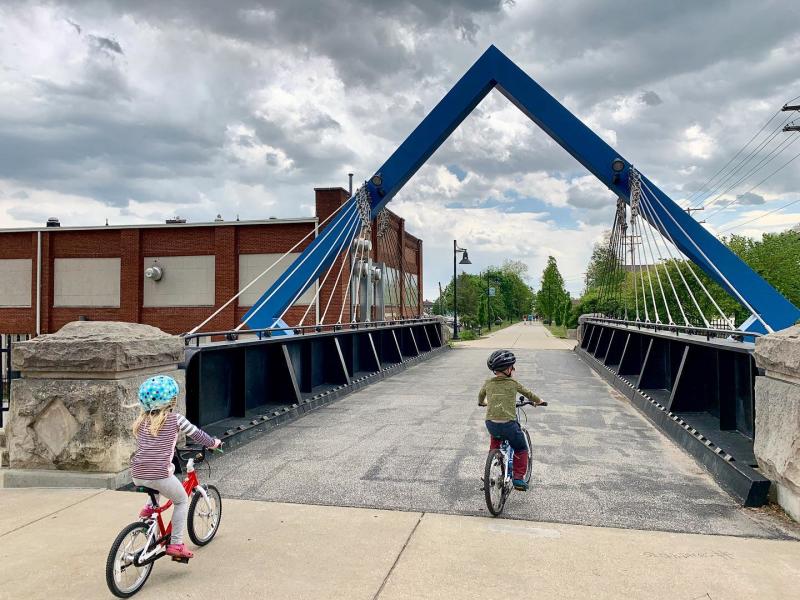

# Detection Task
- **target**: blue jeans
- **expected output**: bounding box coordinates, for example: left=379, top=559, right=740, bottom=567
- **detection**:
left=485, top=420, right=527, bottom=451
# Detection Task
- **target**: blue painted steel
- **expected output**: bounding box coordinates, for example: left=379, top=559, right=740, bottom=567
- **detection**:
left=241, top=198, right=362, bottom=330
left=243, top=45, right=800, bottom=333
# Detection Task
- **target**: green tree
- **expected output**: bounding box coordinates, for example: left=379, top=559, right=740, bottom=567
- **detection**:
left=535, top=256, right=567, bottom=323
left=575, top=227, right=800, bottom=328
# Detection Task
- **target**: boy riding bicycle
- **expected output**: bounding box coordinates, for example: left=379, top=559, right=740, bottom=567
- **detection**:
left=478, top=350, right=544, bottom=491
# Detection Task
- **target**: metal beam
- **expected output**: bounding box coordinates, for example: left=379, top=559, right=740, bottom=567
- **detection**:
left=240, top=46, right=800, bottom=332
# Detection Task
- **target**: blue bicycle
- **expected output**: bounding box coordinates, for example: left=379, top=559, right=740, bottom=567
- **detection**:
left=483, top=397, right=546, bottom=516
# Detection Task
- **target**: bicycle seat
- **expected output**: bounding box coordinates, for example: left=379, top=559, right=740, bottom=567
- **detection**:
left=136, top=486, right=160, bottom=495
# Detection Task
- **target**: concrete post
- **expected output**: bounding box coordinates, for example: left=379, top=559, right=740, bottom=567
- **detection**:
left=3, top=321, right=185, bottom=489
left=753, top=324, right=800, bottom=521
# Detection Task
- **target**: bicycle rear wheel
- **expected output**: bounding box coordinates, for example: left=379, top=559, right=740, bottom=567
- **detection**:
left=484, top=450, right=507, bottom=516
left=523, top=429, right=533, bottom=484
left=106, top=522, right=154, bottom=598
left=187, top=484, right=222, bottom=546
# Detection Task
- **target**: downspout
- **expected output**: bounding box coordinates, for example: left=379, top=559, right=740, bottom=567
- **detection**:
left=36, top=230, right=42, bottom=336
left=314, top=218, right=320, bottom=325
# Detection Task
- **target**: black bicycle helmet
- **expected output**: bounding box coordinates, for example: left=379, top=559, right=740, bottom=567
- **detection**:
left=487, top=349, right=516, bottom=372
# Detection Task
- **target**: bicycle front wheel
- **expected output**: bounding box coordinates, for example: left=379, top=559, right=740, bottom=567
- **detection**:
left=188, top=484, right=222, bottom=545
left=106, top=522, right=154, bottom=598
left=484, top=450, right=507, bottom=516
left=523, top=429, right=533, bottom=484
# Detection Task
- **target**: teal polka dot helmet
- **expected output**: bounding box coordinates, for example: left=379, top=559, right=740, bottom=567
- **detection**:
left=138, top=375, right=179, bottom=411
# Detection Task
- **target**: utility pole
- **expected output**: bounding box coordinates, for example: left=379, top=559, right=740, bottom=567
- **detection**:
left=782, top=103, right=799, bottom=131
left=684, top=206, right=706, bottom=224
left=486, top=270, right=492, bottom=332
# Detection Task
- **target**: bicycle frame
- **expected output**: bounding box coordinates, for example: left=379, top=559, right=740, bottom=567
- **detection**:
left=135, top=458, right=210, bottom=565
left=497, top=404, right=531, bottom=484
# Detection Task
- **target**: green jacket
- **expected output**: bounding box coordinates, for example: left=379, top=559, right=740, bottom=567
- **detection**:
left=478, top=374, right=541, bottom=422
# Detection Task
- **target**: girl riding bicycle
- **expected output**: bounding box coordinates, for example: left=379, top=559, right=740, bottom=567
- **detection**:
left=130, top=375, right=221, bottom=561
left=478, top=350, right=544, bottom=491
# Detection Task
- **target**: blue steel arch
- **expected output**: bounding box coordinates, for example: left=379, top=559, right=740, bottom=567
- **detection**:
left=243, top=45, right=800, bottom=333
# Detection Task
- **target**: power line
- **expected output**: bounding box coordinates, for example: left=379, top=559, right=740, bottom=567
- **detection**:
left=706, top=143, right=800, bottom=221
left=685, top=109, right=785, bottom=207
left=695, top=115, right=796, bottom=208
left=718, top=196, right=800, bottom=234
left=686, top=94, right=800, bottom=208
left=704, top=133, right=800, bottom=217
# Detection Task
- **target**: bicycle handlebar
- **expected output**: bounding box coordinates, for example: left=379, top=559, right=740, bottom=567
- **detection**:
left=516, top=396, right=547, bottom=407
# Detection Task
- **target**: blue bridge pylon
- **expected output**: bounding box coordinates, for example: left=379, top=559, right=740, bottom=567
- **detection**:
left=242, top=45, right=800, bottom=334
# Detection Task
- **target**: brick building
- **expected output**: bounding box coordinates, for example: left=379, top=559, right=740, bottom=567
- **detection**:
left=0, top=187, right=422, bottom=338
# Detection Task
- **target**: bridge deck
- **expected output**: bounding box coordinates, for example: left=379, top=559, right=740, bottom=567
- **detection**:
left=209, top=323, right=789, bottom=538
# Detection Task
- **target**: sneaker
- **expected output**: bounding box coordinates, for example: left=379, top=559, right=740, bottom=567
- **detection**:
left=512, top=479, right=529, bottom=491
left=139, top=505, right=156, bottom=519
left=165, top=544, right=194, bottom=560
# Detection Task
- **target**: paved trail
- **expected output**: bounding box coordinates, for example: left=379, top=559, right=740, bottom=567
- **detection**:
left=2, top=322, right=798, bottom=599
left=211, top=322, right=795, bottom=538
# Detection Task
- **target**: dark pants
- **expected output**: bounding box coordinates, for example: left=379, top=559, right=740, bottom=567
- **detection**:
left=485, top=420, right=529, bottom=480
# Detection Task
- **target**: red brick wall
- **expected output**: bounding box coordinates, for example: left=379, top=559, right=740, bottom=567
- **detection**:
left=0, top=187, right=422, bottom=336
left=0, top=232, right=36, bottom=333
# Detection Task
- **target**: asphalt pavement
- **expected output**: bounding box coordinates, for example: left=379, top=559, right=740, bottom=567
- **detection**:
left=209, top=322, right=796, bottom=538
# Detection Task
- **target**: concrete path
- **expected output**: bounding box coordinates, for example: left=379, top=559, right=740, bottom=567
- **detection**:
left=0, top=488, right=798, bottom=600
left=458, top=320, right=575, bottom=350
left=210, top=322, right=794, bottom=538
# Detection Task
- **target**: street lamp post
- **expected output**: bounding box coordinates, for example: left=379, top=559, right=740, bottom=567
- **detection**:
left=453, top=240, right=471, bottom=340
left=486, top=270, right=494, bottom=332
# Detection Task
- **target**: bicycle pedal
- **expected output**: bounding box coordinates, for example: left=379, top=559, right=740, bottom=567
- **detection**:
left=171, top=556, right=191, bottom=564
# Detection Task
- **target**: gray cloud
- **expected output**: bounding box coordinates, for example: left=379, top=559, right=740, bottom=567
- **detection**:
left=2, top=0, right=800, bottom=293
left=733, top=192, right=766, bottom=206
left=65, top=18, right=81, bottom=35
left=640, top=90, right=662, bottom=106
left=88, top=34, right=123, bottom=55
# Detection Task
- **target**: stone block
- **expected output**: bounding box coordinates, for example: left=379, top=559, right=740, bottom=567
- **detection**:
left=754, top=375, right=800, bottom=521
left=754, top=325, right=800, bottom=382
left=8, top=369, right=185, bottom=473
left=12, top=321, right=184, bottom=376
left=435, top=317, right=452, bottom=343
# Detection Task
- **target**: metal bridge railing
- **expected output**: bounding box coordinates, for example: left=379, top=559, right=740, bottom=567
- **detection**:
left=182, top=317, right=442, bottom=347
left=1, top=334, right=28, bottom=428
left=581, top=316, right=763, bottom=342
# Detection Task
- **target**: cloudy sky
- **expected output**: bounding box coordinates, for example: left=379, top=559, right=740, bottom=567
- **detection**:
left=2, top=0, right=799, bottom=297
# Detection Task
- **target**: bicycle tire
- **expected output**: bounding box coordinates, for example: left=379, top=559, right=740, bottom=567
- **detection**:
left=187, top=484, right=222, bottom=546
left=484, top=449, right=507, bottom=516
left=106, top=522, right=154, bottom=598
left=523, top=429, right=533, bottom=484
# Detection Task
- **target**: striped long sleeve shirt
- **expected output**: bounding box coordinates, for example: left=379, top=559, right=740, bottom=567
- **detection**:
left=131, top=412, right=215, bottom=480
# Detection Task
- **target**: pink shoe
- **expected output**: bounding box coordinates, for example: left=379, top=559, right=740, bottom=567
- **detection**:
left=139, top=505, right=156, bottom=519
left=166, top=544, right=194, bottom=560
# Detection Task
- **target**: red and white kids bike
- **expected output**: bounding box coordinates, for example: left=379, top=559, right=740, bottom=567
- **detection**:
left=105, top=445, right=223, bottom=598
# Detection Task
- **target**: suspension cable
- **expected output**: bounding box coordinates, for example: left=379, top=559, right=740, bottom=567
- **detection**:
left=339, top=223, right=368, bottom=324
left=319, top=223, right=363, bottom=324
left=638, top=211, right=673, bottom=324
left=299, top=214, right=361, bottom=326
left=640, top=181, right=753, bottom=329
left=638, top=188, right=712, bottom=327
left=188, top=198, right=354, bottom=334
left=636, top=197, right=689, bottom=326
left=266, top=207, right=363, bottom=330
